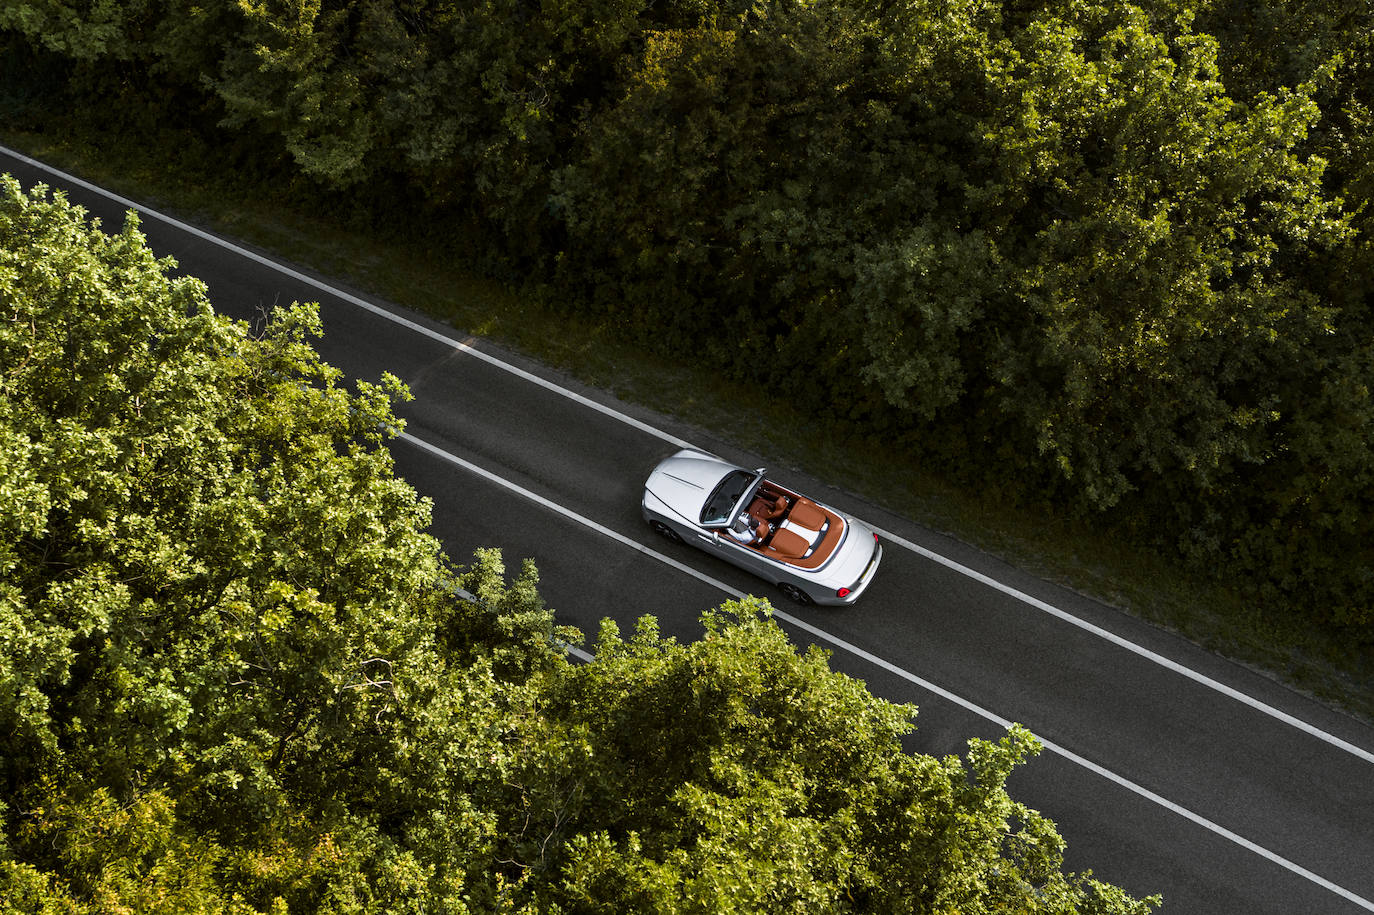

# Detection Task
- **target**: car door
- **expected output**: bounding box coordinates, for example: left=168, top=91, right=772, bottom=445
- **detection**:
left=695, top=526, right=777, bottom=583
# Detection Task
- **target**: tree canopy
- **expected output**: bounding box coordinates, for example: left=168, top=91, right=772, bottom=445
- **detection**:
left=0, top=178, right=1157, bottom=911
left=1, top=0, right=1369, bottom=623
left=10, top=0, right=1371, bottom=634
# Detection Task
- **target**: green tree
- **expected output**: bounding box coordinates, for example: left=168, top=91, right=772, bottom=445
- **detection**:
left=958, top=2, right=1343, bottom=509
left=5, top=0, right=1374, bottom=626
left=0, top=176, right=561, bottom=912
left=0, top=0, right=146, bottom=60
left=1, top=177, right=1156, bottom=911
left=548, top=0, right=1000, bottom=417
left=496, top=600, right=1157, bottom=914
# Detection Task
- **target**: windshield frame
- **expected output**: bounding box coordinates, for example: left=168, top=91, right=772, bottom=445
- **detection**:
left=700, top=469, right=762, bottom=527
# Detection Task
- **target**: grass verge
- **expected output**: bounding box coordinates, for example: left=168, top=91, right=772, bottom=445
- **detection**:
left=4, top=126, right=1371, bottom=723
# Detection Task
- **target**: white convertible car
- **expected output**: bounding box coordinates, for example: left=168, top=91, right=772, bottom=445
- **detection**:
left=642, top=449, right=882, bottom=605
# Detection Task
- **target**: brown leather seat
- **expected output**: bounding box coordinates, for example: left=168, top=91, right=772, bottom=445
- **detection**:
left=749, top=494, right=787, bottom=521
left=788, top=501, right=825, bottom=530
left=765, top=528, right=809, bottom=559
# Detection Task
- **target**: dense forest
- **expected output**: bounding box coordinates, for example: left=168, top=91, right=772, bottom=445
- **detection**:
left=0, top=177, right=1159, bottom=911
left=0, top=0, right=1370, bottom=632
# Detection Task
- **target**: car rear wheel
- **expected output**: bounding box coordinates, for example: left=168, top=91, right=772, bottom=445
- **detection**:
left=650, top=521, right=683, bottom=544
left=778, top=582, right=813, bottom=605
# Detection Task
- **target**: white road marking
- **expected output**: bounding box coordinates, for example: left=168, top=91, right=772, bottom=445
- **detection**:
left=870, top=524, right=1374, bottom=767
left=400, top=433, right=747, bottom=603
left=450, top=583, right=596, bottom=663
left=8, top=144, right=1374, bottom=906
left=7, top=146, right=1365, bottom=767
left=2, top=147, right=698, bottom=453
left=17, top=140, right=1365, bottom=771
left=400, top=431, right=1374, bottom=913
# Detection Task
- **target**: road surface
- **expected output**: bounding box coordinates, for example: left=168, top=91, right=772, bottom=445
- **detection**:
left=7, top=146, right=1372, bottom=913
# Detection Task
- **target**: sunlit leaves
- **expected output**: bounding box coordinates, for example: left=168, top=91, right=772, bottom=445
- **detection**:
left=0, top=177, right=516, bottom=911
left=516, top=600, right=1158, bottom=913
left=0, top=180, right=1158, bottom=910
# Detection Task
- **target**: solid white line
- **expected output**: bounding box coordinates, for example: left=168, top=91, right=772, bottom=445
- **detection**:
left=868, top=524, right=1374, bottom=767
left=398, top=431, right=1374, bottom=912
left=399, top=433, right=746, bottom=603
left=450, top=583, right=595, bottom=664
left=11, top=144, right=1370, bottom=907
left=562, top=643, right=596, bottom=664
left=0, top=146, right=696, bottom=452
left=4, top=147, right=1368, bottom=762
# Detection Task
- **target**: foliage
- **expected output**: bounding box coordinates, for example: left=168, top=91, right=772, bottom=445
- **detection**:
left=512, top=600, right=1158, bottom=913
left=1, top=0, right=1370, bottom=631
left=0, top=178, right=1156, bottom=911
left=0, top=176, right=537, bottom=912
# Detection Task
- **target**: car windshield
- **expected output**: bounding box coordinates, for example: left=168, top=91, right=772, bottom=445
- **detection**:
left=701, top=469, right=757, bottom=525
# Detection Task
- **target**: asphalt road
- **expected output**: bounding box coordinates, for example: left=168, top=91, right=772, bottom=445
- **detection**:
left=7, top=146, right=1374, bottom=914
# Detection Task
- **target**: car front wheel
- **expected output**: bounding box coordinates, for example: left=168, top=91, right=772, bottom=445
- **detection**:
left=650, top=520, right=683, bottom=544
left=778, top=582, right=813, bottom=605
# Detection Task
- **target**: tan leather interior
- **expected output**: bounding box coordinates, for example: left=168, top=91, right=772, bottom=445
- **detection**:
left=765, top=528, right=810, bottom=559
left=783, top=517, right=845, bottom=568
left=787, top=500, right=826, bottom=530
left=749, top=492, right=788, bottom=521
left=741, top=485, right=848, bottom=569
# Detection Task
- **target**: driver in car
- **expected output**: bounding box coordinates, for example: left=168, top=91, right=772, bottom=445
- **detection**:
left=729, top=510, right=768, bottom=545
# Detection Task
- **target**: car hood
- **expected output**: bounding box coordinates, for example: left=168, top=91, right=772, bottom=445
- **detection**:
left=645, top=449, right=736, bottom=521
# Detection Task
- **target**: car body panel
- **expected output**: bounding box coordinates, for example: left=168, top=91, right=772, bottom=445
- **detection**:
left=642, top=449, right=882, bottom=605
